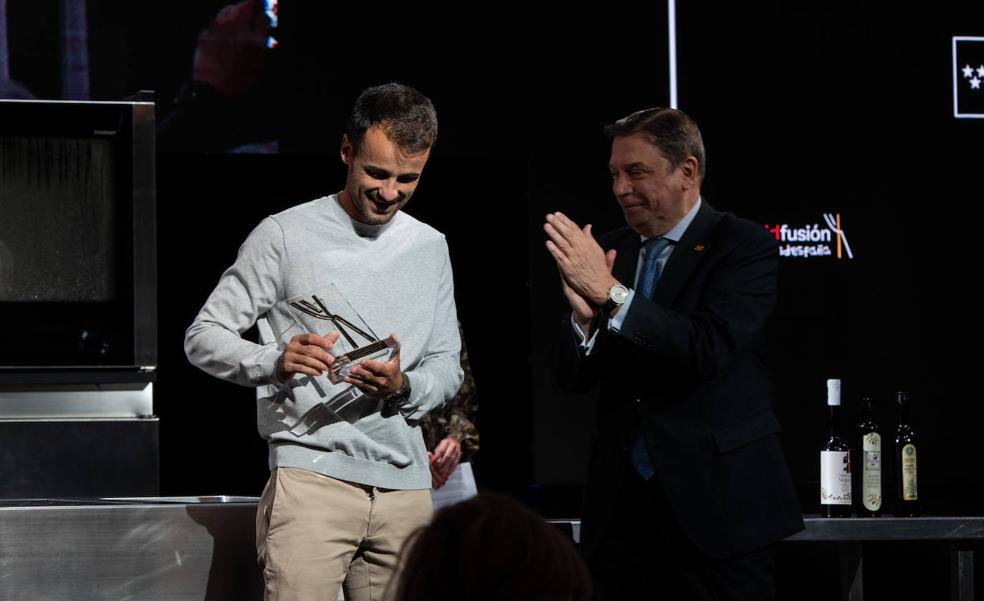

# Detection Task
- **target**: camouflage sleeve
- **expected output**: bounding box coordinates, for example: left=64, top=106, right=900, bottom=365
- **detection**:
left=420, top=321, right=480, bottom=459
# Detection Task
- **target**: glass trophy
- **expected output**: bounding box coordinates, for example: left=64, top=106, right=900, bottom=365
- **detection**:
left=286, top=286, right=399, bottom=384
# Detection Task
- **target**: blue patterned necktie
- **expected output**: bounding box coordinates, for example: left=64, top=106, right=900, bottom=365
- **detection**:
left=636, top=237, right=671, bottom=300
left=630, top=237, right=671, bottom=480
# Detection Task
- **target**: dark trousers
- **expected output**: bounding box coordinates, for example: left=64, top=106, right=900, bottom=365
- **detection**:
left=587, top=463, right=777, bottom=601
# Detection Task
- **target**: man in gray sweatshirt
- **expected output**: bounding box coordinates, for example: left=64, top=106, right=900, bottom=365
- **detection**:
left=185, top=82, right=463, bottom=601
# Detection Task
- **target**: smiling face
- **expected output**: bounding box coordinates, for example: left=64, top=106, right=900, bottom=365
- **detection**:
left=608, top=133, right=700, bottom=238
left=338, top=125, right=430, bottom=226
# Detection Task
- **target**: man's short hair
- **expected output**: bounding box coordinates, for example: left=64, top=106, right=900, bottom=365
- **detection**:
left=604, top=107, right=705, bottom=180
left=346, top=82, right=438, bottom=156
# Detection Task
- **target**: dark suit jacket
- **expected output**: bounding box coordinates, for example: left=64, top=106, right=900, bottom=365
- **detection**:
left=553, top=200, right=803, bottom=559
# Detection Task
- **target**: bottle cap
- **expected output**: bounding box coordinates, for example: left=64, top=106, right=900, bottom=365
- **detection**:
left=826, top=379, right=841, bottom=406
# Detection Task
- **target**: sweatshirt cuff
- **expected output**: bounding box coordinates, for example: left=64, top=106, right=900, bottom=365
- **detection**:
left=254, top=343, right=284, bottom=385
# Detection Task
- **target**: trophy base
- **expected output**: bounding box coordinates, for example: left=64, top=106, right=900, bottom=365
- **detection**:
left=327, top=334, right=399, bottom=384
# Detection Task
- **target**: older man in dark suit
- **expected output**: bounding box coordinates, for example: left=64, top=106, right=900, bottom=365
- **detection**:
left=545, top=107, right=803, bottom=601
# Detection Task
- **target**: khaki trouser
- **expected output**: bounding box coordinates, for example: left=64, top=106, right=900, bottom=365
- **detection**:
left=256, top=467, right=432, bottom=601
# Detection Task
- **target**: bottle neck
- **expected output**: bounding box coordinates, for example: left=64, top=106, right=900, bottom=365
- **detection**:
left=860, top=400, right=874, bottom=422
left=829, top=404, right=842, bottom=436
left=897, top=398, right=910, bottom=425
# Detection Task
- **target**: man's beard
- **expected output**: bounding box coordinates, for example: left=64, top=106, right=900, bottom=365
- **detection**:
left=353, top=188, right=407, bottom=225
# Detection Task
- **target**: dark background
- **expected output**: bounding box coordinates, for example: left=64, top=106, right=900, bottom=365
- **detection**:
left=4, top=1, right=984, bottom=598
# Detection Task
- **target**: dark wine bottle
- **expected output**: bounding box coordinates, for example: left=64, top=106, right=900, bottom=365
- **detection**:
left=895, top=391, right=920, bottom=517
left=820, top=379, right=852, bottom=517
left=855, top=395, right=882, bottom=517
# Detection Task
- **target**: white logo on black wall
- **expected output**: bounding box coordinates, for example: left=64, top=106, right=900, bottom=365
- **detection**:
left=953, top=36, right=984, bottom=118
left=764, top=213, right=854, bottom=260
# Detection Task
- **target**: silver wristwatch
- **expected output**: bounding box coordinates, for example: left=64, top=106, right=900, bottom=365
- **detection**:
left=601, top=283, right=629, bottom=314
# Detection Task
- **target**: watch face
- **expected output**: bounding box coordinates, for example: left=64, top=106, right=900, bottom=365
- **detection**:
left=610, top=284, right=629, bottom=304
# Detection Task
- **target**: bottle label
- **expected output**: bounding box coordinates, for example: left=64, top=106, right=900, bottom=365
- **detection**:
left=862, top=433, right=882, bottom=511
left=902, top=443, right=918, bottom=501
left=820, top=450, right=852, bottom=505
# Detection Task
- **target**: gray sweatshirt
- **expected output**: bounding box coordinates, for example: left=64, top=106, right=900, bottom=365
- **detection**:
left=185, top=194, right=463, bottom=490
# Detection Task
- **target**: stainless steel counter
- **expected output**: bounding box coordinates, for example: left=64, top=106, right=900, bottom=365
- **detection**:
left=0, top=496, right=263, bottom=601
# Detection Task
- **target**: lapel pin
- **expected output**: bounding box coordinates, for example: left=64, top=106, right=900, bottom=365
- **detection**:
left=693, top=244, right=705, bottom=252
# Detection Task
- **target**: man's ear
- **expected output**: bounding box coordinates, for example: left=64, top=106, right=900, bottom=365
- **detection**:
left=680, top=156, right=699, bottom=190
left=340, top=134, right=353, bottom=166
